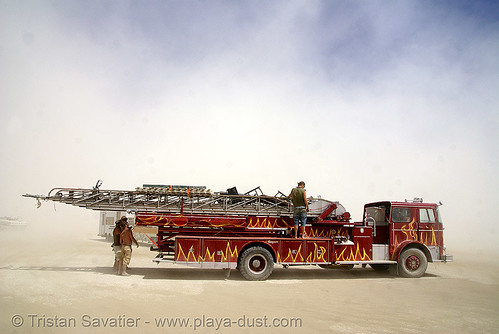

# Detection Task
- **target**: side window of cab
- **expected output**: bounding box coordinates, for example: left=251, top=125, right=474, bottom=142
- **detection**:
left=419, top=208, right=436, bottom=223
left=392, top=207, right=412, bottom=223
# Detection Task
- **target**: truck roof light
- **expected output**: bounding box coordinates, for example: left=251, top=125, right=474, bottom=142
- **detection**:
left=405, top=197, right=423, bottom=203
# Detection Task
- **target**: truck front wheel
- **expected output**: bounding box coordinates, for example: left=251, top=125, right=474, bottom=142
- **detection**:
left=238, top=246, right=274, bottom=281
left=397, top=248, right=428, bottom=278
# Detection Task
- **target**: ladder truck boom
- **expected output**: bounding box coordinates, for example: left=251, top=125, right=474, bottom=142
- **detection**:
left=22, top=185, right=346, bottom=219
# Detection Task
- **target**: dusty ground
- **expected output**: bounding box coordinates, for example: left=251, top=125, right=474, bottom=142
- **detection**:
left=1, top=223, right=498, bottom=334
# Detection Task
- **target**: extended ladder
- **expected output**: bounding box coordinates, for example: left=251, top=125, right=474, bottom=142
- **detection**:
left=23, top=183, right=346, bottom=219
left=23, top=186, right=299, bottom=217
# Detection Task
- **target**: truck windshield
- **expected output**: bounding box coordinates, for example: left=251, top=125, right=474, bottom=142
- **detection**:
left=436, top=207, right=442, bottom=224
left=365, top=204, right=389, bottom=224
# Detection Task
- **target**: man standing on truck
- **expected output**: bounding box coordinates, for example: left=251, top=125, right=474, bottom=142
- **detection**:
left=289, top=181, right=310, bottom=238
left=119, top=223, right=139, bottom=276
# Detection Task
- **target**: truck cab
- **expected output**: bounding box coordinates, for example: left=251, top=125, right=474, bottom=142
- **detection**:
left=363, top=199, right=452, bottom=277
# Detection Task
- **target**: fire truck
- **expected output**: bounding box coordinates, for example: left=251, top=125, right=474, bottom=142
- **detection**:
left=23, top=182, right=452, bottom=280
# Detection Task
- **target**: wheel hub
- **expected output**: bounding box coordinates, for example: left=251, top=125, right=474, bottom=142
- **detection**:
left=406, top=255, right=420, bottom=271
left=249, top=255, right=266, bottom=273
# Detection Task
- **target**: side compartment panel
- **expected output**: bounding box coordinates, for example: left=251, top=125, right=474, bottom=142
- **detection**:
left=305, top=240, right=331, bottom=263
left=335, top=227, right=373, bottom=262
left=175, top=238, right=200, bottom=262
left=276, top=239, right=332, bottom=264
left=200, top=239, right=239, bottom=263
left=278, top=240, right=305, bottom=263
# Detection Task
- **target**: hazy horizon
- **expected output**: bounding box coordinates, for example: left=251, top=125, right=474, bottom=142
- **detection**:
left=2, top=1, right=498, bottom=251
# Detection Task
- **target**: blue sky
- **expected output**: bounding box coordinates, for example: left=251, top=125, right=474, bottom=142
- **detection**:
left=1, top=1, right=498, bottom=249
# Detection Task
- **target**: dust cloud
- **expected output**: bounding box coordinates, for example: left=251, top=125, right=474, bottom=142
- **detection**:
left=0, top=215, right=497, bottom=334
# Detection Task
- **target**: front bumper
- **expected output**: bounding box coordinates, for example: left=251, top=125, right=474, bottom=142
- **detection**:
left=441, top=254, right=453, bottom=262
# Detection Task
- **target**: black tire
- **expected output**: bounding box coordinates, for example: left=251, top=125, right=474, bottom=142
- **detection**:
left=397, top=248, right=428, bottom=278
left=238, top=246, right=274, bottom=281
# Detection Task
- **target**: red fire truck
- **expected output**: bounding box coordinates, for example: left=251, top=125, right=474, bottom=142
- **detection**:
left=24, top=183, right=452, bottom=280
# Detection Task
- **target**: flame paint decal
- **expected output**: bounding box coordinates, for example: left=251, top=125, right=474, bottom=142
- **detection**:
left=336, top=243, right=372, bottom=261
left=176, top=241, right=239, bottom=262
left=306, top=243, right=327, bottom=263
left=419, top=227, right=438, bottom=246
left=308, top=228, right=334, bottom=238
left=138, top=214, right=294, bottom=229
left=177, top=240, right=332, bottom=264
left=247, top=217, right=292, bottom=229
left=308, top=226, right=349, bottom=238
left=280, top=244, right=304, bottom=263
left=176, top=244, right=198, bottom=262
left=392, top=218, right=439, bottom=254
left=400, top=218, right=417, bottom=240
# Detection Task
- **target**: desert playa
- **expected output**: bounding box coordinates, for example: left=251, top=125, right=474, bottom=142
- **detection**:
left=1, top=221, right=497, bottom=334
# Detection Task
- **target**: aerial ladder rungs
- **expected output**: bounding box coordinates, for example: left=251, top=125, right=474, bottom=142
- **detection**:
left=23, top=184, right=347, bottom=220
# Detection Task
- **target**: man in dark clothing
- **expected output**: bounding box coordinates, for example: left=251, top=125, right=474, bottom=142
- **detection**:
left=119, top=223, right=139, bottom=276
left=289, top=181, right=310, bottom=238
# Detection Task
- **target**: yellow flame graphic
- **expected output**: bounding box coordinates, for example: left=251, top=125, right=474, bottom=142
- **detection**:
left=400, top=218, right=417, bottom=240
left=305, top=243, right=327, bottom=262
left=176, top=244, right=197, bottom=262
left=282, top=243, right=304, bottom=262
left=336, top=243, right=371, bottom=261
left=247, top=217, right=291, bottom=228
left=197, top=241, right=239, bottom=262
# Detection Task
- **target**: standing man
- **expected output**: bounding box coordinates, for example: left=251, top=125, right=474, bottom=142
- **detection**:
left=119, top=222, right=139, bottom=276
left=111, top=216, right=126, bottom=272
left=289, top=181, right=310, bottom=238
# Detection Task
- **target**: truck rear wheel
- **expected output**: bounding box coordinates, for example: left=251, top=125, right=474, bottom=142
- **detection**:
left=238, top=246, right=274, bottom=281
left=397, top=248, right=428, bottom=278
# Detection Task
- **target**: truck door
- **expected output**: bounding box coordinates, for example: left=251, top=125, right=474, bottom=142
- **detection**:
left=390, top=206, right=417, bottom=254
left=418, top=207, right=435, bottom=244
left=418, top=206, right=443, bottom=260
